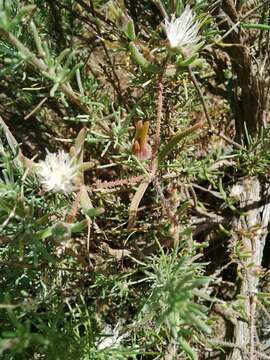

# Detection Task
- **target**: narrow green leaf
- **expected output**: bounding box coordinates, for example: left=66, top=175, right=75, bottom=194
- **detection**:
left=125, top=20, right=136, bottom=41
left=84, top=207, right=104, bottom=218
left=179, top=337, right=198, bottom=360
left=129, top=42, right=159, bottom=74
left=70, top=221, right=86, bottom=233
left=80, top=186, right=93, bottom=215
left=177, top=54, right=198, bottom=68
left=75, top=128, right=86, bottom=153
left=35, top=227, right=52, bottom=240
left=241, top=23, right=270, bottom=31
left=189, top=313, right=211, bottom=334
left=158, top=122, right=203, bottom=164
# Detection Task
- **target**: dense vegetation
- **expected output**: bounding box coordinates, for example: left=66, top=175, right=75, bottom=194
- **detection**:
left=1, top=0, right=270, bottom=359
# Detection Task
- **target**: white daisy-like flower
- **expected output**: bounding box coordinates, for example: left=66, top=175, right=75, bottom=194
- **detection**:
left=37, top=150, right=78, bottom=194
left=164, top=5, right=200, bottom=52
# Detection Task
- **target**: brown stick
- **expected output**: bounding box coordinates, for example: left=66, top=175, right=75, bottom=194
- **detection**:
left=188, top=66, right=242, bottom=150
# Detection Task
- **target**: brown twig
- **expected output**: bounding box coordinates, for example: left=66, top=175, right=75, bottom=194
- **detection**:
left=153, top=178, right=178, bottom=226
left=205, top=0, right=270, bottom=50
left=188, top=67, right=213, bottom=130
left=24, top=96, right=48, bottom=120
left=86, top=2, right=130, bottom=110
left=188, top=66, right=242, bottom=150
left=151, top=0, right=168, bottom=20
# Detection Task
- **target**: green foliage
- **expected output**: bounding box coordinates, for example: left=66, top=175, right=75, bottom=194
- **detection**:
left=236, top=127, right=270, bottom=176
left=0, top=142, right=54, bottom=262
left=0, top=2, right=35, bottom=33
left=1, top=0, right=270, bottom=359
left=139, top=244, right=210, bottom=359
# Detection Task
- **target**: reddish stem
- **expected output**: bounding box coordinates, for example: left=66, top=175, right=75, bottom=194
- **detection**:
left=151, top=74, right=164, bottom=171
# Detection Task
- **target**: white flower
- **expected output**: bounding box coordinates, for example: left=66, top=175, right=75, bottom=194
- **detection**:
left=37, top=150, right=78, bottom=194
left=164, top=5, right=200, bottom=51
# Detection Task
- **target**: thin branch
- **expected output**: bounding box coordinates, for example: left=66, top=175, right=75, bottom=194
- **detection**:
left=153, top=178, right=178, bottom=226
left=92, top=175, right=145, bottom=191
left=24, top=96, right=48, bottom=120
left=188, top=66, right=242, bottom=150
left=151, top=0, right=169, bottom=20
left=152, top=74, right=164, bottom=160
left=205, top=0, right=270, bottom=50
left=188, top=66, right=213, bottom=129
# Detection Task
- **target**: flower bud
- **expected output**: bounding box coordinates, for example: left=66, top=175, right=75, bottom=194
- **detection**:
left=132, top=121, right=152, bottom=160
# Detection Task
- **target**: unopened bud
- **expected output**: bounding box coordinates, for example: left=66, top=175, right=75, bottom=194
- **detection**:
left=132, top=120, right=152, bottom=160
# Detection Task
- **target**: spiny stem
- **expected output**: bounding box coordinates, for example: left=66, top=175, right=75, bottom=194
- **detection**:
left=92, top=175, right=145, bottom=191
left=66, top=188, right=83, bottom=223
left=151, top=73, right=164, bottom=176
left=153, top=74, right=164, bottom=159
